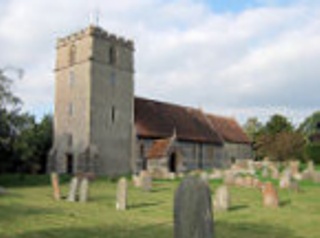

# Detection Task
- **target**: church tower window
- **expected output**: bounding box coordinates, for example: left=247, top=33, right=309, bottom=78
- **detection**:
left=109, top=46, right=117, bottom=65
left=69, top=71, right=75, bottom=87
left=68, top=103, right=73, bottom=116
left=111, top=106, right=116, bottom=123
left=69, top=44, right=76, bottom=65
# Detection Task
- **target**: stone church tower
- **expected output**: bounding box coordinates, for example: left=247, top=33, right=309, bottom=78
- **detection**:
left=52, top=25, right=135, bottom=176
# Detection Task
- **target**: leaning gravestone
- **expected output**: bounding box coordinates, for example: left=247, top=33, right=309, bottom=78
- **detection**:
left=79, top=177, right=89, bottom=202
left=50, top=172, right=61, bottom=201
left=116, top=178, right=127, bottom=211
left=213, top=185, right=230, bottom=212
left=67, top=177, right=79, bottom=202
left=262, top=182, right=279, bottom=208
left=174, top=177, right=214, bottom=238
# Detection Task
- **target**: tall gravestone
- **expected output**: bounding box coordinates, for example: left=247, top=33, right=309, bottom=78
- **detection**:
left=79, top=177, right=89, bottom=202
left=116, top=178, right=127, bottom=210
left=262, top=182, right=279, bottom=208
left=67, top=177, right=79, bottom=202
left=174, top=177, right=214, bottom=238
left=213, top=185, right=230, bottom=212
left=50, top=172, right=61, bottom=200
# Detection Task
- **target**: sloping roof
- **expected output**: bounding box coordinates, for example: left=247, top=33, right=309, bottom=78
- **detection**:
left=206, top=114, right=251, bottom=144
left=134, top=97, right=223, bottom=145
left=147, top=136, right=175, bottom=159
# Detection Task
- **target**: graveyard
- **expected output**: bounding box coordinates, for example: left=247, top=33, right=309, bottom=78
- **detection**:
left=0, top=165, right=320, bottom=238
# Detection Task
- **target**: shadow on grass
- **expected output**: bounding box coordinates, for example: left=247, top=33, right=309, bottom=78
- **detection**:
left=229, top=204, right=249, bottom=211
left=0, top=204, right=58, bottom=222
left=0, top=174, right=71, bottom=188
left=11, top=221, right=303, bottom=238
left=216, top=221, right=303, bottom=238
left=128, top=201, right=163, bottom=209
left=279, top=199, right=291, bottom=207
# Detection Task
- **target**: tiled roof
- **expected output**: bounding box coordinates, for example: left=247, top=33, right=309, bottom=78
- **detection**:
left=206, top=114, right=251, bottom=144
left=134, top=97, right=223, bottom=145
left=147, top=136, right=175, bottom=159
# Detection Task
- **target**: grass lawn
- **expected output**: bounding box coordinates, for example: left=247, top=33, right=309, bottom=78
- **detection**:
left=0, top=174, right=320, bottom=238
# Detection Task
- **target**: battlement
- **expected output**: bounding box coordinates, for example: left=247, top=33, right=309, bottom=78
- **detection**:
left=56, top=25, right=134, bottom=50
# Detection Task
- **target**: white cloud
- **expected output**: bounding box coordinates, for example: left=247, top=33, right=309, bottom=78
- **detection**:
left=0, top=0, right=319, bottom=125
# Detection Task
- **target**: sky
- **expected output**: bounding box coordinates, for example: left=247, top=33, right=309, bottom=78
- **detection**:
left=0, top=0, right=319, bottom=126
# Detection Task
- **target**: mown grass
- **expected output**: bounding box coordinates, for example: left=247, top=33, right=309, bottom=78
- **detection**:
left=0, top=174, right=320, bottom=238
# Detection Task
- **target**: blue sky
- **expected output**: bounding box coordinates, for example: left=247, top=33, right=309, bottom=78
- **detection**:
left=0, top=0, right=319, bottom=126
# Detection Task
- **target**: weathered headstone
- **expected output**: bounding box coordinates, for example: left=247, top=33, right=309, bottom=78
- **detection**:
left=209, top=170, right=223, bottom=180
left=140, top=171, right=152, bottom=191
left=116, top=178, right=127, bottom=211
left=67, top=177, right=79, bottom=202
left=270, top=166, right=279, bottom=179
left=307, top=160, right=315, bottom=173
left=132, top=174, right=141, bottom=187
left=213, top=185, right=230, bottom=212
left=262, top=182, right=279, bottom=208
left=261, top=166, right=269, bottom=178
left=313, top=172, right=320, bottom=183
left=279, top=173, right=291, bottom=189
left=50, top=172, right=61, bottom=201
left=235, top=176, right=245, bottom=187
left=289, top=161, right=300, bottom=177
left=0, top=186, right=7, bottom=195
left=174, top=177, right=214, bottom=238
left=79, top=177, right=89, bottom=202
left=200, top=171, right=209, bottom=183
left=223, top=170, right=235, bottom=186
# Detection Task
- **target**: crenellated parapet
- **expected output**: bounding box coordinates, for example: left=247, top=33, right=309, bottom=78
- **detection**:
left=56, top=25, right=134, bottom=50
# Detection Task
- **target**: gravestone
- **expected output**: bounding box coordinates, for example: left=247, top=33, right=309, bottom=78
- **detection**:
left=210, top=170, right=223, bottom=180
left=174, top=177, right=214, bottom=238
left=67, top=177, right=79, bottom=202
left=270, top=166, right=279, bottom=179
left=0, top=186, right=6, bottom=195
left=200, top=171, right=209, bottom=183
left=279, top=173, right=291, bottom=189
left=307, top=160, right=315, bottom=173
left=313, top=172, right=320, bottom=183
left=140, top=171, right=152, bottom=191
left=289, top=161, right=300, bottom=176
left=116, top=178, right=127, bottom=211
left=262, top=166, right=269, bottom=178
left=213, top=185, right=230, bottom=212
left=50, top=172, right=61, bottom=201
left=223, top=170, right=235, bottom=186
left=235, top=176, right=245, bottom=187
left=132, top=174, right=141, bottom=187
left=79, top=177, right=89, bottom=202
left=262, top=182, right=279, bottom=208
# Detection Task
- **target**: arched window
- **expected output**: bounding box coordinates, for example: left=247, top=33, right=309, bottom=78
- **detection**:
left=69, top=44, right=76, bottom=65
left=109, top=46, right=117, bottom=65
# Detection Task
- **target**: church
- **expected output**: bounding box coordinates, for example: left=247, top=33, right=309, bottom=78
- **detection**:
left=49, top=25, right=252, bottom=177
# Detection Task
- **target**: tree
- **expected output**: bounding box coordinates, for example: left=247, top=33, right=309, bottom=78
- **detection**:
left=243, top=117, right=263, bottom=141
left=299, top=111, right=320, bottom=163
left=13, top=114, right=53, bottom=174
left=264, top=114, right=293, bottom=135
left=255, top=114, right=305, bottom=161
left=0, top=68, right=23, bottom=172
left=256, top=131, right=305, bottom=161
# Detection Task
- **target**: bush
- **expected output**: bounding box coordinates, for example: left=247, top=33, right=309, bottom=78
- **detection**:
left=305, top=144, right=320, bottom=164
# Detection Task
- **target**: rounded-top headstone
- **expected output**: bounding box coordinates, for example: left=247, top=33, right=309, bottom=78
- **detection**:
left=174, top=176, right=214, bottom=238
